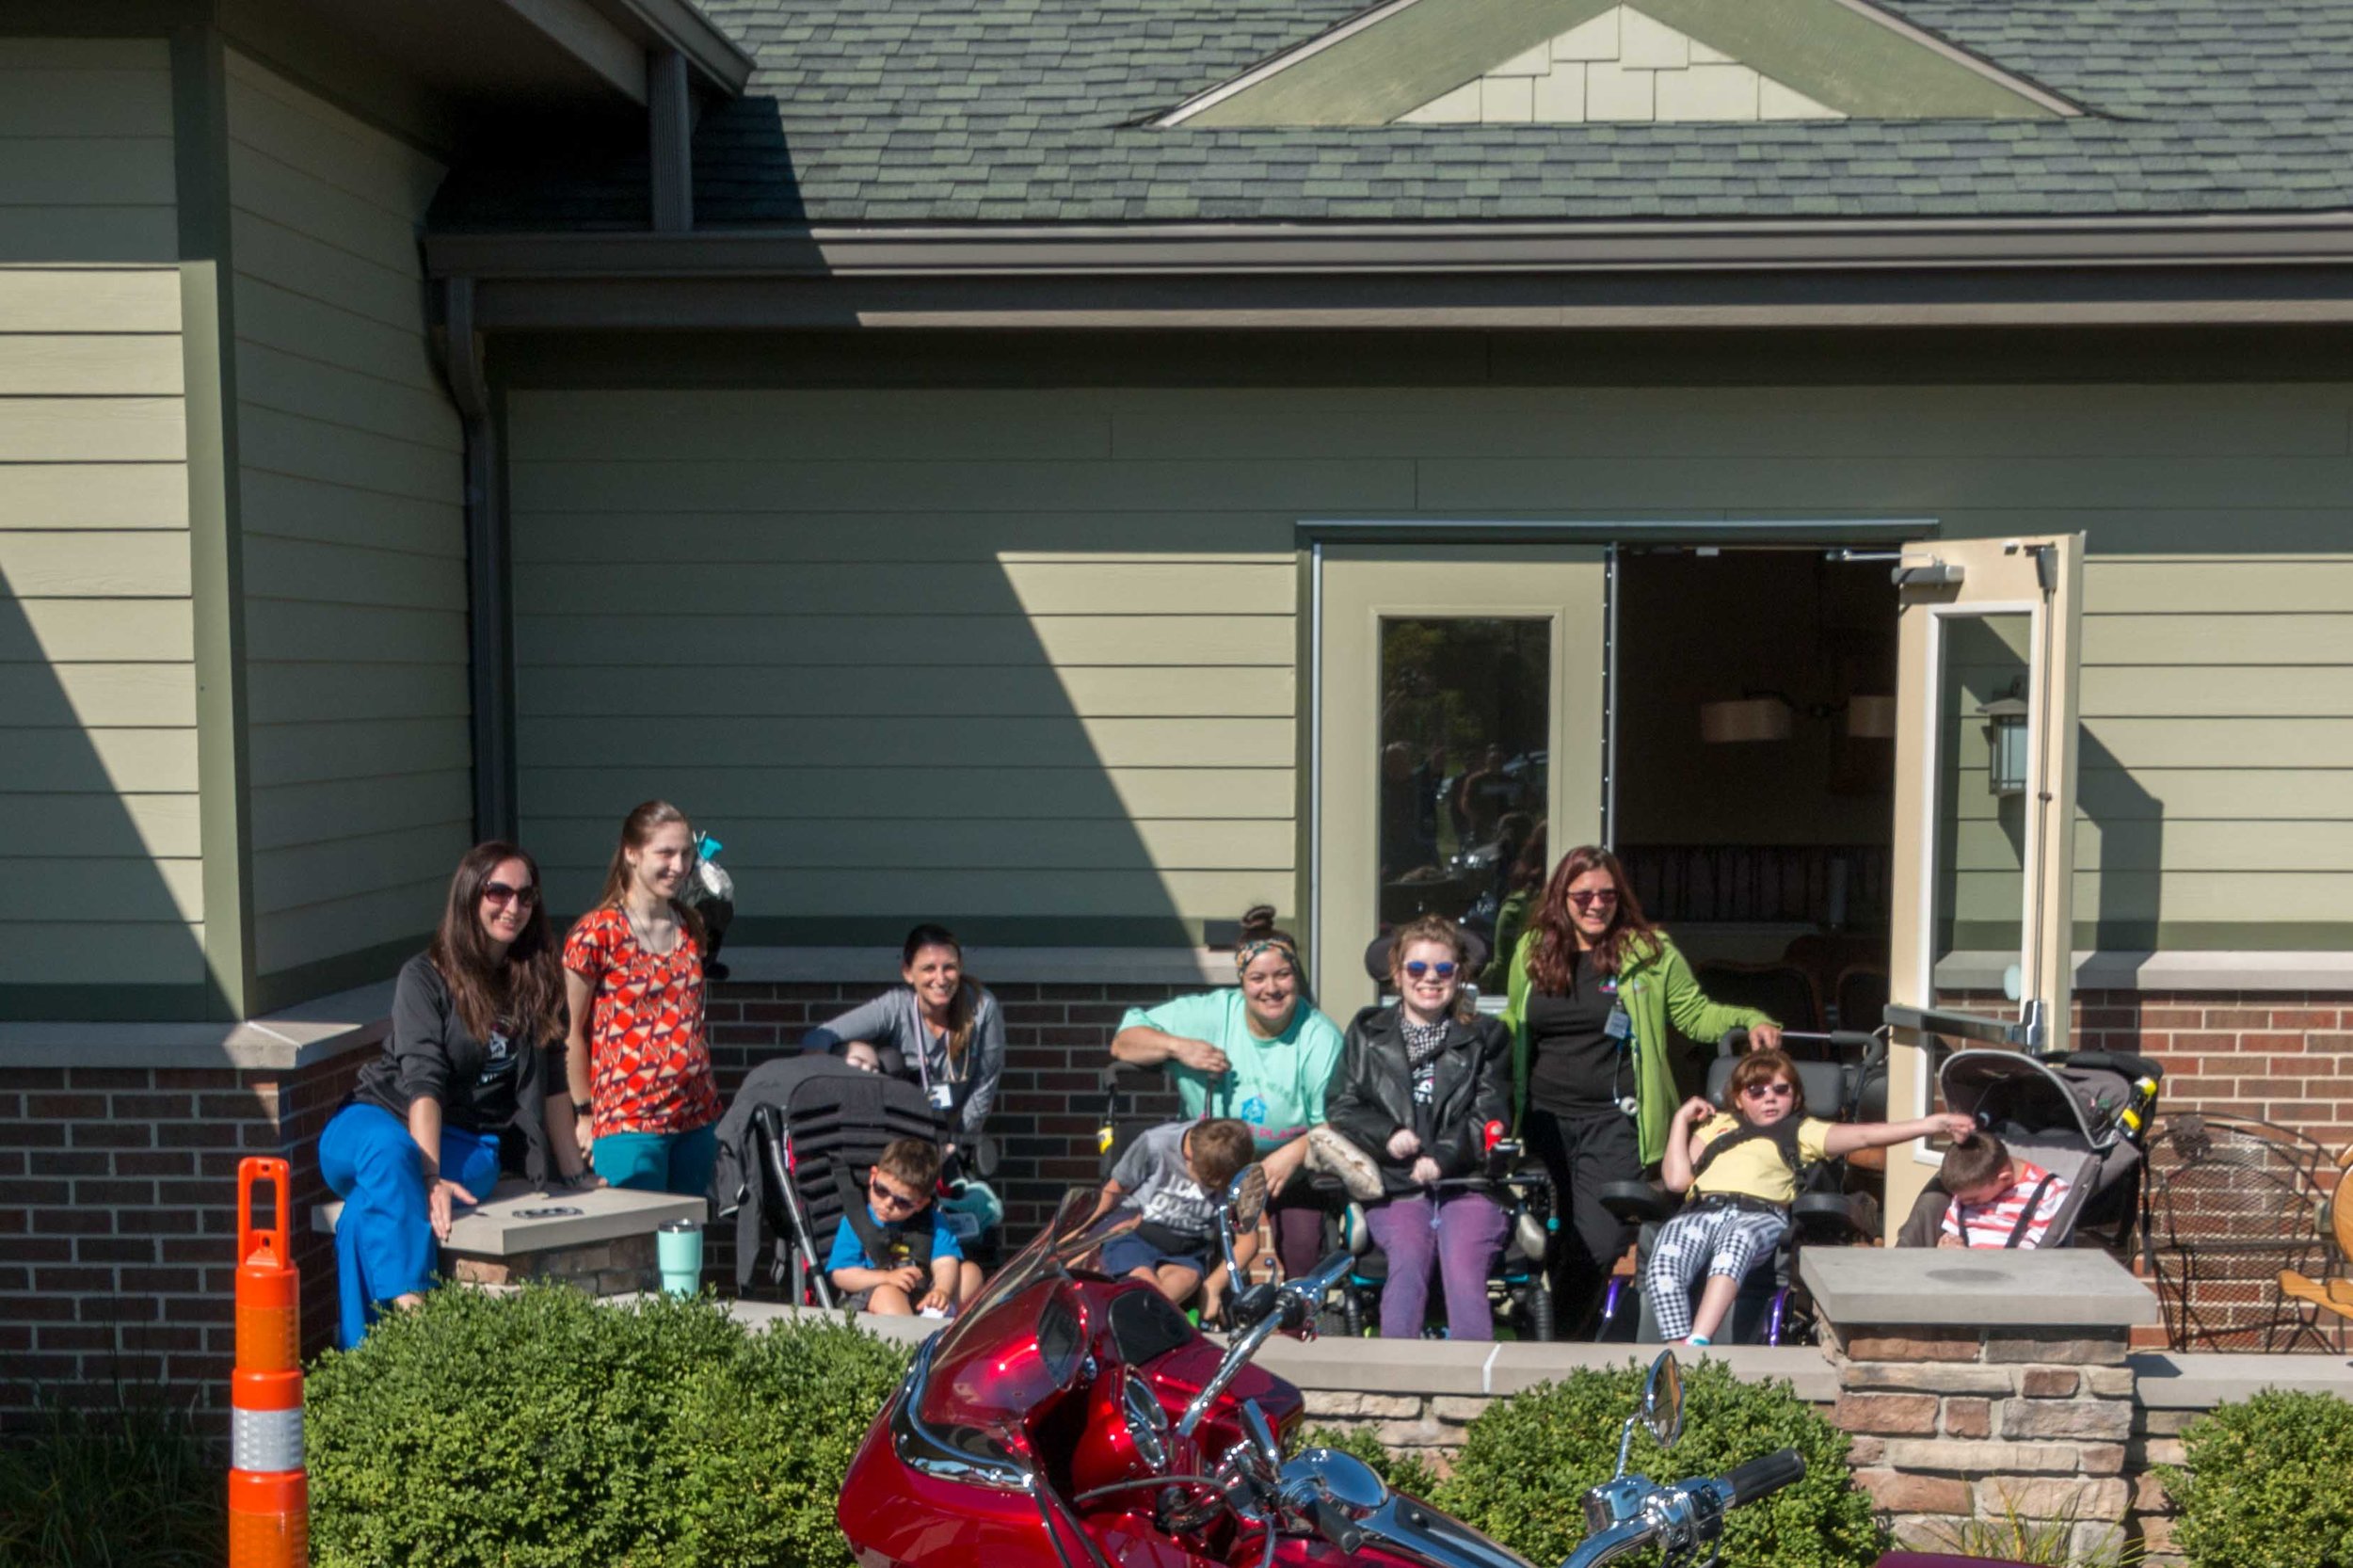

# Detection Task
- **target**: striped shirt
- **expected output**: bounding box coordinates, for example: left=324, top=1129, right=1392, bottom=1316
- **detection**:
left=1942, top=1160, right=2071, bottom=1249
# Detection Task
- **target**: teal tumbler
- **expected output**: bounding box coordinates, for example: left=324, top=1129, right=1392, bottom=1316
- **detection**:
left=657, top=1219, right=703, bottom=1296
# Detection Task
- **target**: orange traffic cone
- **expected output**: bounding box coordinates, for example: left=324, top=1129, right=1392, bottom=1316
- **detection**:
left=229, top=1157, right=306, bottom=1567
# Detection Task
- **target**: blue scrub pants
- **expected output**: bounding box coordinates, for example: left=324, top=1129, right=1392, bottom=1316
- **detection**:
left=318, top=1101, right=499, bottom=1349
left=590, top=1122, right=719, bottom=1196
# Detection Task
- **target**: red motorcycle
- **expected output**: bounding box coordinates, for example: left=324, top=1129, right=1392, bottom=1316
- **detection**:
left=839, top=1166, right=1846, bottom=1568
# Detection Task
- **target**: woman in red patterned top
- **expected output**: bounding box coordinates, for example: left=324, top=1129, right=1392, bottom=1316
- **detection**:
left=563, top=800, right=725, bottom=1194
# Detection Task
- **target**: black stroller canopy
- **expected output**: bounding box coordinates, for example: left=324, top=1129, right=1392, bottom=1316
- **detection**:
left=1942, top=1049, right=2132, bottom=1150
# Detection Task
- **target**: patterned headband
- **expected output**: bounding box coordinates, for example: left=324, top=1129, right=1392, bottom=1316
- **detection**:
left=1235, top=936, right=1300, bottom=976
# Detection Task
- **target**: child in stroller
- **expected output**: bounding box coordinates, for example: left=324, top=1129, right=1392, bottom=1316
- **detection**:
left=1648, top=1048, right=1971, bottom=1347
left=1894, top=1047, right=2164, bottom=1256
left=825, top=1135, right=984, bottom=1317
left=710, top=1050, right=1003, bottom=1309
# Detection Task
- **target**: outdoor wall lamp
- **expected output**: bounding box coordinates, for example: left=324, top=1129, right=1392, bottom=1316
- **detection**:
left=1978, top=684, right=2030, bottom=796
left=1699, top=691, right=1897, bottom=744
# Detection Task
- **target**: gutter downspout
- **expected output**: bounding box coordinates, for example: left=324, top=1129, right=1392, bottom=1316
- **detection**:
left=438, top=277, right=517, bottom=844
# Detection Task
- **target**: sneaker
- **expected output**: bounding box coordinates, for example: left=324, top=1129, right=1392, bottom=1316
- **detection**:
left=1304, top=1127, right=1385, bottom=1203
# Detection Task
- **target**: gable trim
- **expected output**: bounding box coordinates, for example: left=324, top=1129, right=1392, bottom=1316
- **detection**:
left=1817, top=0, right=2076, bottom=119
left=1155, top=0, right=1445, bottom=127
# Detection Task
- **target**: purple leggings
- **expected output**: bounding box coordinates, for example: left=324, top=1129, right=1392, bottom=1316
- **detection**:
left=1365, top=1189, right=1509, bottom=1340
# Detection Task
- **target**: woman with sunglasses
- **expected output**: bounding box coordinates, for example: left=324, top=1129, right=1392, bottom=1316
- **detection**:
left=1324, top=915, right=1513, bottom=1339
left=317, top=842, right=586, bottom=1346
left=563, top=800, right=724, bottom=1195
left=1499, top=844, right=1783, bottom=1331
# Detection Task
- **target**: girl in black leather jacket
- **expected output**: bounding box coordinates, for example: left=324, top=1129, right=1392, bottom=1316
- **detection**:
left=1325, top=914, right=1513, bottom=1339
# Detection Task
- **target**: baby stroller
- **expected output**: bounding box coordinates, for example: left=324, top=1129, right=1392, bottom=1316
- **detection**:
left=1594, top=1030, right=1886, bottom=1346
left=1894, top=1048, right=2162, bottom=1256
left=712, top=1052, right=1002, bottom=1307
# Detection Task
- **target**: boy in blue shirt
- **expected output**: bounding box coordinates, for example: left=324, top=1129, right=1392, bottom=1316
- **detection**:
left=826, top=1138, right=984, bottom=1316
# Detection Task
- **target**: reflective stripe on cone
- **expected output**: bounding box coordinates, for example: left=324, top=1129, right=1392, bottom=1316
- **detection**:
left=231, top=1404, right=305, bottom=1476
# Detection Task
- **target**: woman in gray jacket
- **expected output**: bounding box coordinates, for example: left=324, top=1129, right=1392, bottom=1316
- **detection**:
left=803, top=923, right=1005, bottom=1153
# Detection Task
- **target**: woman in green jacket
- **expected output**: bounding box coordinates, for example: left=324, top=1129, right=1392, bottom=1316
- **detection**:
left=1498, top=844, right=1782, bottom=1332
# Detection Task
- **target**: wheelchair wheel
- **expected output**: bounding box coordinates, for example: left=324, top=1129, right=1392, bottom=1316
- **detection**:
left=1342, top=1286, right=1367, bottom=1339
left=1526, top=1275, right=1556, bottom=1342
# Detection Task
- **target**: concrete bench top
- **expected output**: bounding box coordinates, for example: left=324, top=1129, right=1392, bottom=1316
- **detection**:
left=1800, top=1245, right=2162, bottom=1329
left=312, top=1176, right=707, bottom=1256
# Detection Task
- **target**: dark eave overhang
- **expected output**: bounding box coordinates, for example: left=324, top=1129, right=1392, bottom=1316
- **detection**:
left=600, top=0, right=756, bottom=97
left=425, top=212, right=2353, bottom=330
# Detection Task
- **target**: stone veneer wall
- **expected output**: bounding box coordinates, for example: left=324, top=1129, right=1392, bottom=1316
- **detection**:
left=1817, top=1322, right=2137, bottom=1560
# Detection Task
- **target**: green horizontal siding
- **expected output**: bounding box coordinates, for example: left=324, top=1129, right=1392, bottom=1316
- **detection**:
left=223, top=50, right=467, bottom=984
left=506, top=380, right=2353, bottom=954
left=0, top=37, right=202, bottom=995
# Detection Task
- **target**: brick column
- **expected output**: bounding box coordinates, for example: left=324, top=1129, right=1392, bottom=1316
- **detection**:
left=1801, top=1246, right=2158, bottom=1560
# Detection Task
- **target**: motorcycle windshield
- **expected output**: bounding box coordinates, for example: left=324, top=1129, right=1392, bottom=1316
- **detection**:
left=916, top=1188, right=1142, bottom=1434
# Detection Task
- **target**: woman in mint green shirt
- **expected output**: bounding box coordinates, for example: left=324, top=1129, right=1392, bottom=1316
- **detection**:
left=1112, top=907, right=1345, bottom=1278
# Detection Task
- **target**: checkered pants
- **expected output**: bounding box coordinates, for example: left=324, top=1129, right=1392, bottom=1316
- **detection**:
left=1644, top=1203, right=1790, bottom=1342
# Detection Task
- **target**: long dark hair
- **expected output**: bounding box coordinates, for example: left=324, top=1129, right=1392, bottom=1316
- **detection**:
left=594, top=799, right=706, bottom=948
left=1527, top=844, right=1660, bottom=992
left=902, top=922, right=977, bottom=1061
left=430, top=841, right=563, bottom=1045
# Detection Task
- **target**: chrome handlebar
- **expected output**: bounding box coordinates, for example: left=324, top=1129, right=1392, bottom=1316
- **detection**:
left=1562, top=1448, right=1805, bottom=1568
left=1175, top=1249, right=1355, bottom=1439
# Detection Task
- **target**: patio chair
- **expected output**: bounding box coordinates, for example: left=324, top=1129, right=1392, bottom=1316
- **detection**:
left=2277, top=1144, right=2353, bottom=1333
left=2145, top=1112, right=2339, bottom=1352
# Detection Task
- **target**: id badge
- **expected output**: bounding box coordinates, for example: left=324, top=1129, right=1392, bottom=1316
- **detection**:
left=1604, top=1006, right=1632, bottom=1042
left=927, top=1080, right=955, bottom=1112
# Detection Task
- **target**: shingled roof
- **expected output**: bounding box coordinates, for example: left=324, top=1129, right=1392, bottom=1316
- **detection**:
left=430, top=0, right=2353, bottom=228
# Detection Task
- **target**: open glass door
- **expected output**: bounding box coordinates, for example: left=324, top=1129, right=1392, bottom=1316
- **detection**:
left=1883, top=534, right=2086, bottom=1226
left=1313, top=545, right=1609, bottom=1017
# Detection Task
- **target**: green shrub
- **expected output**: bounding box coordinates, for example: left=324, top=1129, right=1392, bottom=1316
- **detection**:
left=1434, top=1358, right=1884, bottom=1568
left=2156, top=1388, right=2353, bottom=1568
left=305, top=1286, right=913, bottom=1568
left=1294, top=1423, right=1442, bottom=1500
left=0, top=1394, right=223, bottom=1568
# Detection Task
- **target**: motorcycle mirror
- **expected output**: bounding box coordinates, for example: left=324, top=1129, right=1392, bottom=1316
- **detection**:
left=1217, top=1163, right=1270, bottom=1289
left=1225, top=1164, right=1270, bottom=1230
left=1641, top=1350, right=1685, bottom=1450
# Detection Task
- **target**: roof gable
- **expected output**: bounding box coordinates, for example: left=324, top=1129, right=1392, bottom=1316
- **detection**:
left=1160, top=0, right=2075, bottom=127
left=1396, top=7, right=1843, bottom=124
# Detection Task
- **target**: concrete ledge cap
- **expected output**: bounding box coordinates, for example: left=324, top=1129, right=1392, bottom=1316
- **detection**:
left=313, top=1177, right=707, bottom=1256
left=0, top=979, right=395, bottom=1071
left=619, top=1300, right=1836, bottom=1400
left=1801, top=1248, right=2160, bottom=1329
left=2132, top=1351, right=2353, bottom=1408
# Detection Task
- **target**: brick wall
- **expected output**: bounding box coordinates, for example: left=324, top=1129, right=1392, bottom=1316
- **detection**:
left=0, top=1048, right=361, bottom=1436
left=2074, top=990, right=2353, bottom=1352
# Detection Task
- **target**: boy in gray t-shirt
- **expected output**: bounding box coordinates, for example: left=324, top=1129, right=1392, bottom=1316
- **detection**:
left=1096, top=1117, right=1255, bottom=1311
